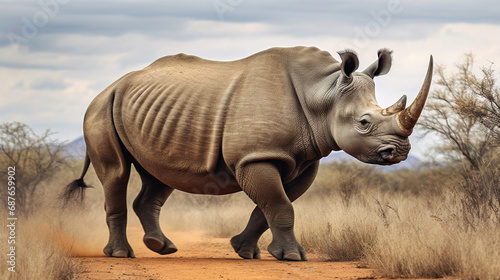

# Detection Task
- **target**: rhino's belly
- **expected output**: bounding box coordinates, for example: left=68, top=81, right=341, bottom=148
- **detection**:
left=148, top=164, right=241, bottom=195
left=128, top=144, right=241, bottom=195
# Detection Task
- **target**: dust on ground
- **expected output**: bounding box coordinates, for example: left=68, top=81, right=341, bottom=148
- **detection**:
left=74, top=227, right=379, bottom=280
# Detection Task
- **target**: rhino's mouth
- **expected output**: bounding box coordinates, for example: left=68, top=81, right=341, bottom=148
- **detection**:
left=377, top=145, right=408, bottom=165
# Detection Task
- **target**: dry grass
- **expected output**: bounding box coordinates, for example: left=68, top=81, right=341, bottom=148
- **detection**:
left=361, top=190, right=500, bottom=279
left=0, top=162, right=109, bottom=280
left=0, top=218, right=81, bottom=280
left=293, top=159, right=500, bottom=279
left=161, top=191, right=255, bottom=238
left=295, top=194, right=378, bottom=261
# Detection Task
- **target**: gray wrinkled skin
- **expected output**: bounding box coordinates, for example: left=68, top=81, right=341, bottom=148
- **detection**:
left=65, top=46, right=432, bottom=261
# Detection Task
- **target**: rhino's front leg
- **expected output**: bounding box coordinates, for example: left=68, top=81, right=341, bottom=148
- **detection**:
left=236, top=161, right=307, bottom=261
left=231, top=162, right=319, bottom=260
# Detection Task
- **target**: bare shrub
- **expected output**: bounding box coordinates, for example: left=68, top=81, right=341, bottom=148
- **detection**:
left=0, top=122, right=66, bottom=216
left=418, top=52, right=499, bottom=170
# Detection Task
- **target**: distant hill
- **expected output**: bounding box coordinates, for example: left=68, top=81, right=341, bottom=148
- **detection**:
left=66, top=136, right=423, bottom=172
left=66, top=136, right=86, bottom=158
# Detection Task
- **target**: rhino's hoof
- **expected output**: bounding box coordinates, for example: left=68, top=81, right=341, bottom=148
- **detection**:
left=103, top=245, right=135, bottom=258
left=230, top=235, right=261, bottom=259
left=238, top=250, right=261, bottom=259
left=283, top=252, right=301, bottom=261
left=144, top=235, right=178, bottom=255
left=111, top=250, right=134, bottom=258
left=268, top=242, right=308, bottom=261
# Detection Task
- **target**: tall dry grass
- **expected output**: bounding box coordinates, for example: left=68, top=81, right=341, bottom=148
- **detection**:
left=0, top=218, right=81, bottom=280
left=0, top=160, right=110, bottom=280
left=293, top=158, right=500, bottom=279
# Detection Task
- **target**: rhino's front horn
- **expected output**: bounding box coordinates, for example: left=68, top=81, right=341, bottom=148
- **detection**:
left=397, top=55, right=433, bottom=136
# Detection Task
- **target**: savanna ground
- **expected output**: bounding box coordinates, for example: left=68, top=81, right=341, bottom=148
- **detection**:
left=1, top=154, right=499, bottom=280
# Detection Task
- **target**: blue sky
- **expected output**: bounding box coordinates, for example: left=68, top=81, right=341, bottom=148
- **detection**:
left=1, top=0, right=499, bottom=158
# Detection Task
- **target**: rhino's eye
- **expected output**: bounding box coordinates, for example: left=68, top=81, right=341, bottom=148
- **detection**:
left=357, top=116, right=373, bottom=133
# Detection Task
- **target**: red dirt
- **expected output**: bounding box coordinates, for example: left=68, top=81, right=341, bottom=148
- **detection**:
left=74, top=227, right=380, bottom=280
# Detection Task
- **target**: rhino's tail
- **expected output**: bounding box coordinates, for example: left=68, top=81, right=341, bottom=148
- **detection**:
left=61, top=151, right=92, bottom=205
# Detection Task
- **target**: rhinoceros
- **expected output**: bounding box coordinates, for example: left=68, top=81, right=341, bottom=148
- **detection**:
left=64, top=46, right=432, bottom=261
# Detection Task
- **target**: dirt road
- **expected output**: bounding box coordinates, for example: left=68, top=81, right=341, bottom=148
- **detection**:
left=74, top=228, right=379, bottom=279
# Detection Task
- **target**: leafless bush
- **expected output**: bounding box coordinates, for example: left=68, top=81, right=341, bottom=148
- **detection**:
left=0, top=122, right=66, bottom=216
left=419, top=52, right=499, bottom=170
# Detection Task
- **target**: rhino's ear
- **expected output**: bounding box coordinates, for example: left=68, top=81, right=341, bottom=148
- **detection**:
left=363, top=49, right=392, bottom=78
left=338, top=50, right=359, bottom=79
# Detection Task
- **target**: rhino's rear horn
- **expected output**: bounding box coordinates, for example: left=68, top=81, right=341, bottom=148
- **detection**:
left=397, top=55, right=434, bottom=136
left=382, top=95, right=407, bottom=116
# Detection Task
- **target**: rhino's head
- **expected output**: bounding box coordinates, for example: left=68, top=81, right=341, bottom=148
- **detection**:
left=327, top=50, right=433, bottom=165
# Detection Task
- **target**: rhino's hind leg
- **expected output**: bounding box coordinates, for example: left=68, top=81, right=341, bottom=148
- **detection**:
left=101, top=174, right=135, bottom=258
left=133, top=164, right=177, bottom=255
left=88, top=138, right=135, bottom=258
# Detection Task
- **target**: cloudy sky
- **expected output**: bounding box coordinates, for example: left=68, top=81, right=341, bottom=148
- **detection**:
left=1, top=0, right=499, bottom=158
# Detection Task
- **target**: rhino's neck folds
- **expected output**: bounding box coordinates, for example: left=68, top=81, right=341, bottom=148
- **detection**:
left=302, top=115, right=341, bottom=159
left=282, top=47, right=344, bottom=159
left=317, top=123, right=342, bottom=157
left=327, top=134, right=341, bottom=153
